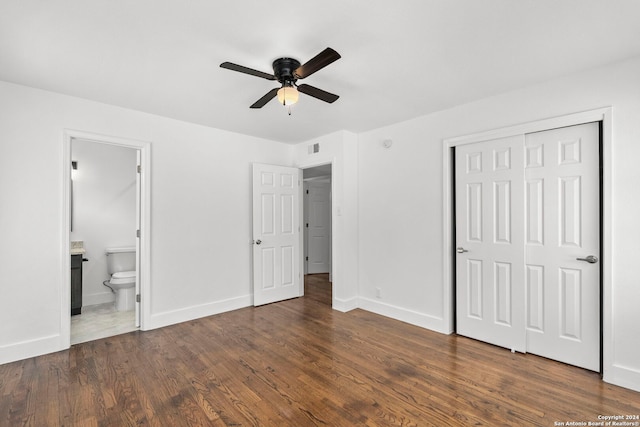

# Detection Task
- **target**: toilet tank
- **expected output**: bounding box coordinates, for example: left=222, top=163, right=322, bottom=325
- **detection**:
left=105, top=247, right=136, bottom=274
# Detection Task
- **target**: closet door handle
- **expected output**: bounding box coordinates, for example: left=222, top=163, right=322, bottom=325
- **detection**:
left=576, top=255, right=598, bottom=264
left=456, top=247, right=468, bottom=254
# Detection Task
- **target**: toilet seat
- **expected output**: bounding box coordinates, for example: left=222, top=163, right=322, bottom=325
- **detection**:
left=110, top=270, right=136, bottom=285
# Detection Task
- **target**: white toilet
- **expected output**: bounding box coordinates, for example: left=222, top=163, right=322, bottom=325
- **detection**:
left=105, top=247, right=136, bottom=312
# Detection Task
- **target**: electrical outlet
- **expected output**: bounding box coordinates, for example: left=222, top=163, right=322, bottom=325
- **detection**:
left=375, top=287, right=382, bottom=299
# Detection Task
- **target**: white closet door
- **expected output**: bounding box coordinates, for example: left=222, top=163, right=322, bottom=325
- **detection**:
left=455, top=135, right=526, bottom=352
left=524, top=122, right=600, bottom=371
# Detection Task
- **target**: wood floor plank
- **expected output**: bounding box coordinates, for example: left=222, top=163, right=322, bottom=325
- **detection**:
left=1, top=274, right=638, bottom=426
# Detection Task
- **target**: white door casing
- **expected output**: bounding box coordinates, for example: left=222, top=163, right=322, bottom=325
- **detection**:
left=303, top=181, right=310, bottom=275
left=524, top=123, right=600, bottom=371
left=135, top=150, right=141, bottom=328
left=306, top=181, right=331, bottom=274
left=252, top=163, right=302, bottom=306
left=456, top=135, right=526, bottom=352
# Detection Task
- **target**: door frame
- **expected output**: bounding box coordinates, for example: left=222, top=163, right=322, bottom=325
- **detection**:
left=442, top=107, right=612, bottom=372
left=61, top=129, right=151, bottom=348
left=300, top=162, right=334, bottom=295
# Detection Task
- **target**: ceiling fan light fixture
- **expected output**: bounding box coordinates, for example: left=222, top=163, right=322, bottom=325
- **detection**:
left=277, top=84, right=299, bottom=106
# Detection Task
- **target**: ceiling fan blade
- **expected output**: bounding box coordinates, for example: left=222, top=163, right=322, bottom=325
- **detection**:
left=250, top=88, right=279, bottom=108
left=220, top=62, right=276, bottom=80
left=297, top=84, right=339, bottom=103
left=293, top=48, right=341, bottom=79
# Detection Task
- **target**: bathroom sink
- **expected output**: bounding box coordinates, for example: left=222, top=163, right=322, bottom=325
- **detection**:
left=70, top=240, right=85, bottom=255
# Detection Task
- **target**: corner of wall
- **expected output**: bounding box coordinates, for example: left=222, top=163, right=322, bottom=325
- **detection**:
left=604, top=364, right=640, bottom=393
left=332, top=296, right=359, bottom=313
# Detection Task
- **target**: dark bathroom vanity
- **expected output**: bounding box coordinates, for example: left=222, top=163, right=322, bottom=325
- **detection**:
left=71, top=254, right=83, bottom=315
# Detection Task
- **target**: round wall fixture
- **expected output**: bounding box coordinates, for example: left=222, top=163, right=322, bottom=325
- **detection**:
left=382, top=139, right=393, bottom=149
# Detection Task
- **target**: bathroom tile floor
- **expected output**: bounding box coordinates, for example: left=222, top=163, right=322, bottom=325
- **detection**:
left=70, top=302, right=137, bottom=345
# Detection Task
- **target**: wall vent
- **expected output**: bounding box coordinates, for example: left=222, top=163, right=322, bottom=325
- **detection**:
left=308, top=143, right=320, bottom=154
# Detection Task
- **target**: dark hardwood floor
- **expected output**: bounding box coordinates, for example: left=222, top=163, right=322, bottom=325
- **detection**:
left=1, top=273, right=638, bottom=426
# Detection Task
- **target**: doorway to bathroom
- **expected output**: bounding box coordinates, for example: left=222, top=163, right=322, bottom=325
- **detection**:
left=64, top=130, right=150, bottom=345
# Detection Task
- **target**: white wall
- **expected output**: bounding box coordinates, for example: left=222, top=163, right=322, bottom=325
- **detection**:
left=71, top=140, right=137, bottom=306
left=0, top=81, right=293, bottom=364
left=357, top=56, right=640, bottom=392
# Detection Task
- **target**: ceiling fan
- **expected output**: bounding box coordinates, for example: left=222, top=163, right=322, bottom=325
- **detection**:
left=220, top=47, right=341, bottom=111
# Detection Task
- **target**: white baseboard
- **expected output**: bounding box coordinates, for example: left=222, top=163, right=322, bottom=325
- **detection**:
left=333, top=296, right=358, bottom=312
left=358, top=297, right=448, bottom=334
left=83, top=291, right=115, bottom=306
left=143, top=294, right=252, bottom=331
left=0, top=334, right=64, bottom=365
left=604, top=363, right=640, bottom=393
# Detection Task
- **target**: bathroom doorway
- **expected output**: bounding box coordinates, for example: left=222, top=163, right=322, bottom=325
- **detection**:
left=64, top=130, right=150, bottom=345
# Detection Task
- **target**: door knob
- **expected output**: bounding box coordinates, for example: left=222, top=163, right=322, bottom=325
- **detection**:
left=576, top=255, right=598, bottom=264
left=456, top=247, right=468, bottom=254
left=255, top=239, right=262, bottom=245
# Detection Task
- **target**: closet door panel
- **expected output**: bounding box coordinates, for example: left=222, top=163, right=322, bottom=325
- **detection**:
left=525, top=122, right=600, bottom=371
left=455, top=135, right=526, bottom=352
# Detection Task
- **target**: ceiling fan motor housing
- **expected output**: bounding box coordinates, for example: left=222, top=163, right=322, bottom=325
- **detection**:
left=273, top=58, right=301, bottom=84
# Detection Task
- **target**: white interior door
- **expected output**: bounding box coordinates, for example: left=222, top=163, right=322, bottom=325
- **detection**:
left=524, top=122, right=600, bottom=371
left=306, top=180, right=331, bottom=274
left=456, top=135, right=526, bottom=352
left=134, top=149, right=141, bottom=328
left=252, top=163, right=302, bottom=306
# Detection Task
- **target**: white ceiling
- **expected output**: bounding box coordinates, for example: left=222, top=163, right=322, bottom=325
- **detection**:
left=1, top=1, right=640, bottom=144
